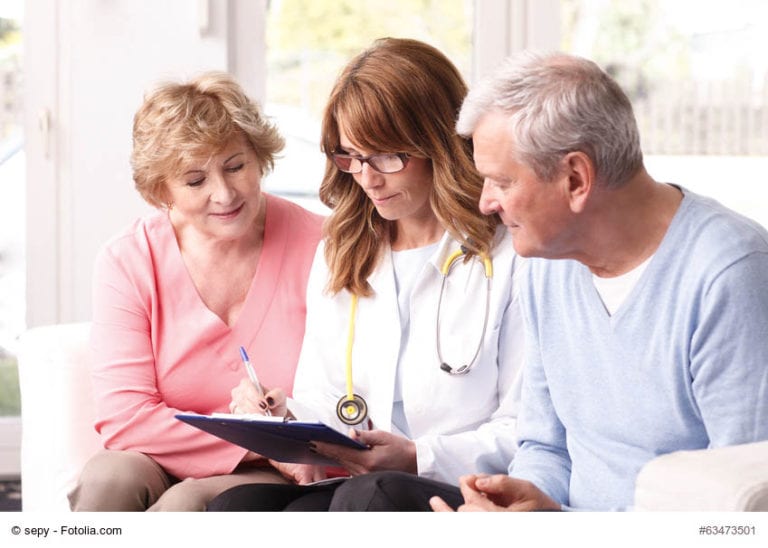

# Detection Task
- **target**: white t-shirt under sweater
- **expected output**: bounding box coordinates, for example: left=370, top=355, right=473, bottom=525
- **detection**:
left=592, top=255, right=653, bottom=315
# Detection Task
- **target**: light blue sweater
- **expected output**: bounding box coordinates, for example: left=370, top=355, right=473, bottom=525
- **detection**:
left=510, top=187, right=768, bottom=510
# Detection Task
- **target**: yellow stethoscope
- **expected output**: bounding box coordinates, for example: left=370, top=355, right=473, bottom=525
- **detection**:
left=335, top=247, right=494, bottom=426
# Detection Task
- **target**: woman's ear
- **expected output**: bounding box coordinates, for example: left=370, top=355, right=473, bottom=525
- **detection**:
left=156, top=183, right=172, bottom=210
left=562, top=151, right=595, bottom=213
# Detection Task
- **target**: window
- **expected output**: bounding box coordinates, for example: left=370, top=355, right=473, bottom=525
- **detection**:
left=261, top=0, right=474, bottom=213
left=0, top=0, right=23, bottom=477
left=561, top=0, right=768, bottom=227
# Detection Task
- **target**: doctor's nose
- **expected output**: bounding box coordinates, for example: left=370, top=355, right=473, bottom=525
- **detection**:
left=357, top=162, right=385, bottom=191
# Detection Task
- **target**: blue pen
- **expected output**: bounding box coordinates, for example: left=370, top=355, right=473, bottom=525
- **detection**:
left=239, top=346, right=271, bottom=416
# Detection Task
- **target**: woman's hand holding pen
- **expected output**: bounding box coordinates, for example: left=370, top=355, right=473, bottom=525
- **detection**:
left=312, top=430, right=417, bottom=476
left=229, top=380, right=287, bottom=416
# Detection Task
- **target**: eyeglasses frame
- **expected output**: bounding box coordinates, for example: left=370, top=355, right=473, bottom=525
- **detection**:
left=331, top=152, right=411, bottom=174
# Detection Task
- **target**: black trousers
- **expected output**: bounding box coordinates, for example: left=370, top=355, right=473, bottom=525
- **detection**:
left=206, top=481, right=340, bottom=511
left=206, top=471, right=463, bottom=512
left=330, top=471, right=464, bottom=511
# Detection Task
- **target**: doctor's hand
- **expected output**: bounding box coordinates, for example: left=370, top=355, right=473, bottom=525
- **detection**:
left=269, top=460, right=326, bottom=485
left=313, top=429, right=417, bottom=476
left=229, top=380, right=288, bottom=416
left=429, top=474, right=561, bottom=512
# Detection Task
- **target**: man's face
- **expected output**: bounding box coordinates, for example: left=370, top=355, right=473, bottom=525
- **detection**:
left=474, top=112, right=574, bottom=259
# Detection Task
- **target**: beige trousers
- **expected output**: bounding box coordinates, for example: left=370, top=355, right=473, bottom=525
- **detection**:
left=68, top=449, right=288, bottom=511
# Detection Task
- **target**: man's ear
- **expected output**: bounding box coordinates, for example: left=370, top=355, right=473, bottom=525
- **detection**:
left=561, top=151, right=594, bottom=213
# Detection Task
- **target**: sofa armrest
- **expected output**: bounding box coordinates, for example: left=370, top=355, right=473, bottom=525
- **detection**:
left=634, top=441, right=768, bottom=511
left=17, top=322, right=102, bottom=511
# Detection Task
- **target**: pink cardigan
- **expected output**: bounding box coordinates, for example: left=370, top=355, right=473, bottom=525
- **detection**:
left=90, top=194, right=323, bottom=479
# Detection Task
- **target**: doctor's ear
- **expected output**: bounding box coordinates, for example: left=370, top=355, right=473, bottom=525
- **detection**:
left=560, top=151, right=594, bottom=213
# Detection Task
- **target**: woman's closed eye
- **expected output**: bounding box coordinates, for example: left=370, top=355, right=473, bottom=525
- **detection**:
left=184, top=163, right=244, bottom=187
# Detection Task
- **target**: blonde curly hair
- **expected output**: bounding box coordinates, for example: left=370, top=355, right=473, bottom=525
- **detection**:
left=131, top=71, right=284, bottom=207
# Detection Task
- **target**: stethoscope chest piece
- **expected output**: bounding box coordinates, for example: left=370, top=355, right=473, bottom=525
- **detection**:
left=440, top=362, right=470, bottom=375
left=336, top=393, right=369, bottom=426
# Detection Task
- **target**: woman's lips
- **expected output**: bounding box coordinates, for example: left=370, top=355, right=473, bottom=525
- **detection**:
left=370, top=194, right=396, bottom=206
left=210, top=202, right=244, bottom=219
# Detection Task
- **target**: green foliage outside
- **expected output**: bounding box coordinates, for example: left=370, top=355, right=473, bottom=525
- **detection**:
left=560, top=0, right=689, bottom=101
left=0, top=19, right=22, bottom=417
left=0, top=355, right=21, bottom=416
left=266, top=0, right=472, bottom=119
left=0, top=17, right=21, bottom=46
left=1, top=15, right=23, bottom=141
left=269, top=0, right=470, bottom=60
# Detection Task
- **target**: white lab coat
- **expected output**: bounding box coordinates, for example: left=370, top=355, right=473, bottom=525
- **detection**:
left=292, top=226, right=525, bottom=485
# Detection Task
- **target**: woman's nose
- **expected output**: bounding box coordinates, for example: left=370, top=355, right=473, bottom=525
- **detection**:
left=210, top=172, right=237, bottom=203
left=357, top=162, right=384, bottom=190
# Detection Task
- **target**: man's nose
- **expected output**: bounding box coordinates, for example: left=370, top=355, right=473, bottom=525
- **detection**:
left=478, top=181, right=499, bottom=216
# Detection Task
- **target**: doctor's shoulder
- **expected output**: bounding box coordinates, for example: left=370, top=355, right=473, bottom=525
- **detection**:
left=490, top=227, right=525, bottom=278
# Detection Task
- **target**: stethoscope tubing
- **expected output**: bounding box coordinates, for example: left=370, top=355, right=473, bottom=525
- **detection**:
left=337, top=247, right=493, bottom=425
left=436, top=251, right=493, bottom=375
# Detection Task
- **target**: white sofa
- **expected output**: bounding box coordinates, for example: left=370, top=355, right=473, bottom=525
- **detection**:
left=17, top=322, right=101, bottom=511
left=16, top=322, right=768, bottom=511
left=634, top=440, right=768, bottom=511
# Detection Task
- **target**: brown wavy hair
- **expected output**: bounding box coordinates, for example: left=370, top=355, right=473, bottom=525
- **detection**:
left=320, top=38, right=499, bottom=296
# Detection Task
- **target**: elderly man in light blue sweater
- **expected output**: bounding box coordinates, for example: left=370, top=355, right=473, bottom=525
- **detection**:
left=432, top=51, right=768, bottom=512
left=329, top=51, right=768, bottom=512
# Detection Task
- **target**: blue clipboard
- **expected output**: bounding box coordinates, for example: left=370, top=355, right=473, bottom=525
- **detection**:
left=175, top=413, right=368, bottom=465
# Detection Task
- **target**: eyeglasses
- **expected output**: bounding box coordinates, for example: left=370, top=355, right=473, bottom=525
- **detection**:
left=332, top=152, right=410, bottom=174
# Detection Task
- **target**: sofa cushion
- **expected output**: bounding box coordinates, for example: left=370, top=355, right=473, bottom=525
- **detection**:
left=17, top=322, right=101, bottom=511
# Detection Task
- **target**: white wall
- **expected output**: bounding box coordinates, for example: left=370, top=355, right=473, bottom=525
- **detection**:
left=24, top=0, right=266, bottom=327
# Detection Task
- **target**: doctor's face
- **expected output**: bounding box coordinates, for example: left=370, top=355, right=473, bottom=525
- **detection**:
left=337, top=121, right=434, bottom=225
left=474, top=112, right=574, bottom=259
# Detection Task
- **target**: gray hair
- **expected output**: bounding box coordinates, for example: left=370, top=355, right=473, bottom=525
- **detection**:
left=457, top=51, right=643, bottom=187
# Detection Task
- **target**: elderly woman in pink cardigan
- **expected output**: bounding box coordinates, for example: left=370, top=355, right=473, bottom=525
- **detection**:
left=68, top=72, right=323, bottom=511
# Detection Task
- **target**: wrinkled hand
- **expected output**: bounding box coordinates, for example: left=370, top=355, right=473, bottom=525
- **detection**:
left=313, top=429, right=417, bottom=476
left=229, top=380, right=288, bottom=416
left=269, top=460, right=326, bottom=485
left=429, top=474, right=561, bottom=512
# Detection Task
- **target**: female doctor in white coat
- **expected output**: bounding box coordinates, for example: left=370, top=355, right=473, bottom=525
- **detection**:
left=207, top=37, right=525, bottom=512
